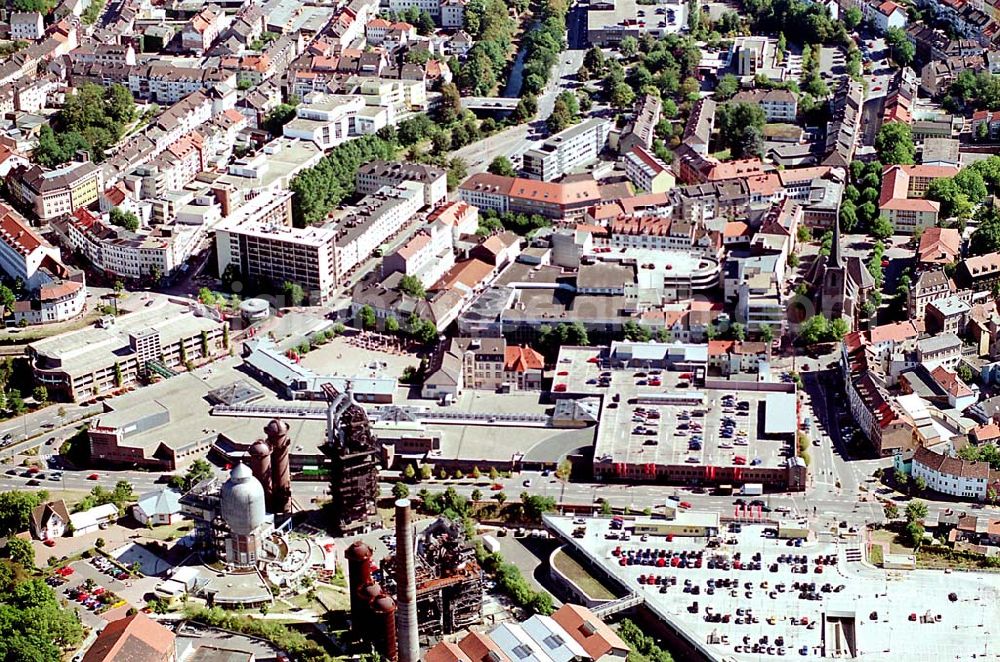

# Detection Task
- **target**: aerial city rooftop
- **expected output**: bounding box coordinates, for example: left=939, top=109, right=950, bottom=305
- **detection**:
left=1, top=0, right=1000, bottom=657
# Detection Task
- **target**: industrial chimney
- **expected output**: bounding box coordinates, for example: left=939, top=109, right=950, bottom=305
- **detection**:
left=265, top=418, right=292, bottom=513
left=395, top=498, right=419, bottom=662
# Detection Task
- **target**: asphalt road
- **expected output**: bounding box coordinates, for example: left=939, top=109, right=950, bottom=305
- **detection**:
left=456, top=19, right=586, bottom=175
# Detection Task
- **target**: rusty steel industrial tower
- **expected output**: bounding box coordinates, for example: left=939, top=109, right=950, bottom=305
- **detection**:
left=395, top=498, right=419, bottom=662
left=320, top=382, right=379, bottom=535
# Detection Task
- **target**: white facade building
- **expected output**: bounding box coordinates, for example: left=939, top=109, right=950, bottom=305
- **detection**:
left=522, top=118, right=611, bottom=182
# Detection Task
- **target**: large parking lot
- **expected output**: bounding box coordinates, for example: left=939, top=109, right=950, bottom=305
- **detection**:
left=548, top=516, right=1000, bottom=661
left=554, top=346, right=794, bottom=472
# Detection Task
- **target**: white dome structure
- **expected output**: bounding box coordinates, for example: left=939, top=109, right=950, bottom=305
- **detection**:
left=220, top=463, right=266, bottom=536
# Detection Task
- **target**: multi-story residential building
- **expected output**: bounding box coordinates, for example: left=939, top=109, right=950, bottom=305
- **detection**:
left=522, top=118, right=611, bottom=182
left=620, top=94, right=661, bottom=154
left=909, top=268, right=955, bottom=319
left=955, top=252, right=1000, bottom=293
left=421, top=337, right=545, bottom=397
left=29, top=299, right=226, bottom=401
left=459, top=174, right=602, bottom=220
left=10, top=12, right=43, bottom=41
left=216, top=219, right=339, bottom=303
left=440, top=0, right=466, bottom=28
left=382, top=220, right=454, bottom=288
left=925, top=296, right=971, bottom=335
left=181, top=4, right=227, bottom=54
left=128, top=64, right=236, bottom=105
left=13, top=280, right=86, bottom=326
left=427, top=201, right=478, bottom=242
left=0, top=203, right=63, bottom=289
left=917, top=332, right=963, bottom=371
left=909, top=446, right=993, bottom=500
left=69, top=43, right=136, bottom=67
left=356, top=160, right=447, bottom=209
left=623, top=145, right=675, bottom=194
left=282, top=94, right=364, bottom=149
left=731, top=89, right=798, bottom=122
left=9, top=161, right=102, bottom=222
left=218, top=182, right=423, bottom=300
left=57, top=207, right=203, bottom=283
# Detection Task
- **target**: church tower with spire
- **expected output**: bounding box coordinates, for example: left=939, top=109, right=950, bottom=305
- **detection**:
left=819, top=218, right=847, bottom=319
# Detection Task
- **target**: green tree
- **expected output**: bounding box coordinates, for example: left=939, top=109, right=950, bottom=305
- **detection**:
left=829, top=317, right=849, bottom=341
left=885, top=27, right=915, bottom=67
left=282, top=281, right=305, bottom=307
left=716, top=102, right=766, bottom=157
left=399, top=275, right=427, bottom=299
left=714, top=74, right=739, bottom=100
left=870, top=215, right=894, bottom=241
left=905, top=499, right=928, bottom=522
left=420, top=464, right=433, bottom=480
left=0, top=491, right=47, bottom=536
left=913, top=475, right=927, bottom=493
left=619, top=36, right=638, bottom=58
left=843, top=6, right=862, bottom=29
left=798, top=315, right=830, bottom=344
left=31, top=386, right=47, bottom=403
left=392, top=482, right=410, bottom=499
left=926, top=178, right=972, bottom=219
left=471, top=488, right=482, bottom=501
left=494, top=491, right=507, bottom=505
left=3, top=537, right=33, bottom=567
left=608, top=82, right=636, bottom=109
left=181, top=459, right=214, bottom=491
left=884, top=502, right=899, bottom=519
left=358, top=305, right=377, bottom=330
left=875, top=122, right=916, bottom=165
left=403, top=464, right=417, bottom=482
left=109, top=207, right=139, bottom=232
left=488, top=156, right=516, bottom=177
left=264, top=103, right=298, bottom=135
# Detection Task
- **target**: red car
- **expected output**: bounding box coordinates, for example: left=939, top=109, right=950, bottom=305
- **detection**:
left=490, top=483, right=503, bottom=491
left=679, top=501, right=692, bottom=509
left=553, top=383, right=567, bottom=392
left=43, top=539, right=56, bottom=547
left=87, top=473, right=100, bottom=480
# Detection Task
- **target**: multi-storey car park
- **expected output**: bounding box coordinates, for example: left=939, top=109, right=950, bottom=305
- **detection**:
left=553, top=344, right=807, bottom=491
left=545, top=514, right=1000, bottom=662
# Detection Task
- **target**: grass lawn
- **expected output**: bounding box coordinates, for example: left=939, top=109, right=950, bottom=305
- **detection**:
left=711, top=149, right=731, bottom=160
left=868, top=544, right=883, bottom=566
left=140, top=520, right=195, bottom=542
left=551, top=548, right=617, bottom=601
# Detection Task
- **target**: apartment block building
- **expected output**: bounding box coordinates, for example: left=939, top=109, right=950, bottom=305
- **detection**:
left=459, top=174, right=602, bottom=220
left=282, top=94, right=364, bottom=150
left=58, top=207, right=202, bottom=282
left=9, top=161, right=102, bottom=222
left=382, top=219, right=455, bottom=288
left=878, top=164, right=959, bottom=233
left=522, top=118, right=611, bottom=182
left=731, top=89, right=798, bottom=122
left=356, top=160, right=447, bottom=209
left=623, top=145, right=675, bottom=194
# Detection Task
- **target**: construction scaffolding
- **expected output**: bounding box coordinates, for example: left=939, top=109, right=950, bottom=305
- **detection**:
left=320, top=383, right=380, bottom=536
left=381, top=517, right=484, bottom=641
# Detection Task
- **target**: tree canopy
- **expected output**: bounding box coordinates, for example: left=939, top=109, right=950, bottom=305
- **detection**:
left=716, top=102, right=767, bottom=158
left=0, top=567, right=84, bottom=660
left=875, top=122, right=915, bottom=165
left=33, top=84, right=136, bottom=166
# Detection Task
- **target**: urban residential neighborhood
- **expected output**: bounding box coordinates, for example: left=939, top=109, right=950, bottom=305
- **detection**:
left=1, top=0, right=1000, bottom=658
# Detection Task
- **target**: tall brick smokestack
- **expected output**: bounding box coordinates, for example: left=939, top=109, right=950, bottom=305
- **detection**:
left=394, top=498, right=419, bottom=662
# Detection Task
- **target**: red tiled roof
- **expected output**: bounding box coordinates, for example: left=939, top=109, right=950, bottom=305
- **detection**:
left=505, top=345, right=544, bottom=372
left=81, top=613, right=174, bottom=662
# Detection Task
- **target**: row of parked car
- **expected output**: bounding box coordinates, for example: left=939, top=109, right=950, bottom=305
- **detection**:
left=91, top=556, right=131, bottom=581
